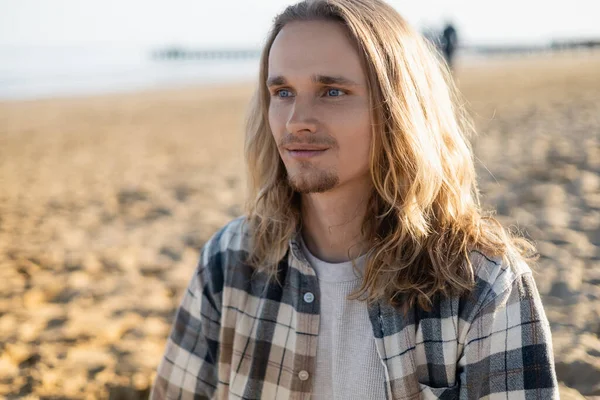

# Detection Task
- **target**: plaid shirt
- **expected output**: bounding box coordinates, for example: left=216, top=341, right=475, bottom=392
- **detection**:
left=151, top=217, right=558, bottom=399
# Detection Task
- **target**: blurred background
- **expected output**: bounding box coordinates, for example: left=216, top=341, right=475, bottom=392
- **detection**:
left=1, top=0, right=599, bottom=398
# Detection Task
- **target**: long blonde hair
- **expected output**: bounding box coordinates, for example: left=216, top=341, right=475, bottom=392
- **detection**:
left=244, top=0, right=535, bottom=311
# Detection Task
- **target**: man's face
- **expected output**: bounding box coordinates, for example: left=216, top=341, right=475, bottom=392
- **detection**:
left=267, top=20, right=372, bottom=194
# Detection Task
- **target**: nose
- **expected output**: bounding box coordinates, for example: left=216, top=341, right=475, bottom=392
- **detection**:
left=285, top=97, right=318, bottom=135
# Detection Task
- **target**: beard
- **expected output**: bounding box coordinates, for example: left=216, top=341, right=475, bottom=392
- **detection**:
left=278, top=133, right=340, bottom=193
left=286, top=163, right=339, bottom=193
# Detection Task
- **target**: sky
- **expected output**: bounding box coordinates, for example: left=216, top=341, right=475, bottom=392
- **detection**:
left=1, top=0, right=599, bottom=49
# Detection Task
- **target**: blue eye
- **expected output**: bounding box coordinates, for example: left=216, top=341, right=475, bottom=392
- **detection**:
left=326, top=88, right=345, bottom=97
left=277, top=89, right=293, bottom=98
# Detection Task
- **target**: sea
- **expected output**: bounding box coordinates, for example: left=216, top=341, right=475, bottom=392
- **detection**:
left=0, top=44, right=567, bottom=101
left=0, top=46, right=261, bottom=101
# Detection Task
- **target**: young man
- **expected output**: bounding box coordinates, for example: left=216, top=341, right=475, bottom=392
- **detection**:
left=151, top=0, right=558, bottom=399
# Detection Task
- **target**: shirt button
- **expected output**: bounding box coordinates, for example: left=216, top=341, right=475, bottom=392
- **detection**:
left=298, top=370, right=309, bottom=381
left=303, top=292, right=314, bottom=303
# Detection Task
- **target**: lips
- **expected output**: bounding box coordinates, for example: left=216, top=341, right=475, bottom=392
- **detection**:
left=279, top=136, right=335, bottom=160
left=285, top=147, right=328, bottom=159
left=284, top=146, right=329, bottom=151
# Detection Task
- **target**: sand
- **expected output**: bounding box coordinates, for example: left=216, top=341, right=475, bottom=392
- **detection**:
left=0, top=50, right=599, bottom=398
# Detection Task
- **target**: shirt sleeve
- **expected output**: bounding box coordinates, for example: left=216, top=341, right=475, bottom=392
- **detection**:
left=458, top=272, right=559, bottom=399
left=150, top=243, right=223, bottom=400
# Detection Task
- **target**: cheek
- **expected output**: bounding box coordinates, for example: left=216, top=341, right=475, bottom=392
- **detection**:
left=268, top=104, right=285, bottom=139
left=335, top=104, right=371, bottom=145
left=334, top=107, right=372, bottom=168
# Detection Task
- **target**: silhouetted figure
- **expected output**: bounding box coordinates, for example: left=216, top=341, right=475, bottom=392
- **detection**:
left=441, top=23, right=458, bottom=69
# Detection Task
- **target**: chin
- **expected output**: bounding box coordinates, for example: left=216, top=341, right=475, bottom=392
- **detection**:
left=287, top=171, right=339, bottom=194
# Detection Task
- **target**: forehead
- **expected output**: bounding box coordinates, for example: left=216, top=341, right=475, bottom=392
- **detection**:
left=268, top=20, right=366, bottom=83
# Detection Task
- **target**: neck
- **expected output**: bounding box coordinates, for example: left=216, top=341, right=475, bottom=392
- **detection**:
left=300, top=178, right=372, bottom=263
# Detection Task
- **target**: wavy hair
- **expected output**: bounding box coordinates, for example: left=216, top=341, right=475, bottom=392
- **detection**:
left=244, top=0, right=536, bottom=311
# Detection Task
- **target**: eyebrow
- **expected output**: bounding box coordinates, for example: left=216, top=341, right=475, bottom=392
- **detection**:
left=266, top=74, right=360, bottom=87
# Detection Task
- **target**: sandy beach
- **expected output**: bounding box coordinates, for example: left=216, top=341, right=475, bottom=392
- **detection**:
left=1, top=51, right=599, bottom=398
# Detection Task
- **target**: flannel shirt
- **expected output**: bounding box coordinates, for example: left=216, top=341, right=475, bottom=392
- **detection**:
left=151, top=217, right=558, bottom=399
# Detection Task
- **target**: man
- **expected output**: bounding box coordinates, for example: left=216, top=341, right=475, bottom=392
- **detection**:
left=151, top=0, right=558, bottom=399
left=441, top=22, right=458, bottom=69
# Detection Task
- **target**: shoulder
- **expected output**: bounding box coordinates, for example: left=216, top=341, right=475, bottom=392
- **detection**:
left=471, top=249, right=531, bottom=296
left=462, top=249, right=535, bottom=319
left=201, top=216, right=252, bottom=262
left=195, top=216, right=253, bottom=295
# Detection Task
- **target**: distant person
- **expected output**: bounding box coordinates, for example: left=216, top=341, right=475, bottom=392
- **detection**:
left=442, top=22, right=458, bottom=69
left=151, top=0, right=558, bottom=399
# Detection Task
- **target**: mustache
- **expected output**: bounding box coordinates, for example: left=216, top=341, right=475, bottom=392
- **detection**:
left=278, top=134, right=338, bottom=148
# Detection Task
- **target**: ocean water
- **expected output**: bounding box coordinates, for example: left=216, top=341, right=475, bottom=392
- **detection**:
left=0, top=46, right=260, bottom=100
left=1, top=44, right=562, bottom=101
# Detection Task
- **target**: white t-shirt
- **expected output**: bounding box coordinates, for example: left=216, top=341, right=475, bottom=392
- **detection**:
left=299, top=239, right=388, bottom=400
